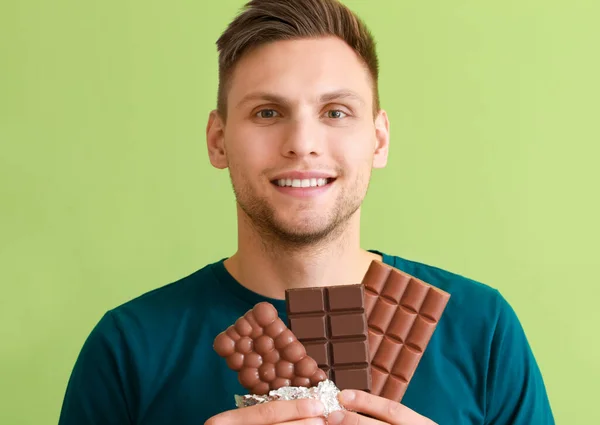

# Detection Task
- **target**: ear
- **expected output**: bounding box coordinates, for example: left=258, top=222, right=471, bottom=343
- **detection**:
left=206, top=110, right=228, bottom=169
left=372, top=109, right=390, bottom=169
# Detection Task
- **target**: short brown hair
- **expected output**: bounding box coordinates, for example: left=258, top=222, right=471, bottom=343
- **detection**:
left=215, top=0, right=380, bottom=121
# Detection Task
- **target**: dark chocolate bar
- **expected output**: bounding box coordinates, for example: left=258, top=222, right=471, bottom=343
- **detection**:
left=362, top=261, right=450, bottom=402
left=285, top=284, right=371, bottom=392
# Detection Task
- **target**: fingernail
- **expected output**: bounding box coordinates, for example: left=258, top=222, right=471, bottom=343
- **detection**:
left=339, top=390, right=355, bottom=403
left=327, top=410, right=344, bottom=425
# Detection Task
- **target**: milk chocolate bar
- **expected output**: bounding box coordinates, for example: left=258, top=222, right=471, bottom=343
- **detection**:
left=213, top=302, right=327, bottom=395
left=362, top=261, right=450, bottom=402
left=285, top=285, right=371, bottom=392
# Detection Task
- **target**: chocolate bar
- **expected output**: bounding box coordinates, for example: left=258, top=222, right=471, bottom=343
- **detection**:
left=362, top=261, right=450, bottom=402
left=285, top=285, right=371, bottom=392
left=213, top=302, right=327, bottom=395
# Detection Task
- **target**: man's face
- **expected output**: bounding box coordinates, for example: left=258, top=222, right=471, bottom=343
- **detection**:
left=208, top=36, right=389, bottom=246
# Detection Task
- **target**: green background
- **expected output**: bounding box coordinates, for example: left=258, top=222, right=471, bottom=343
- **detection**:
left=1, top=0, right=598, bottom=423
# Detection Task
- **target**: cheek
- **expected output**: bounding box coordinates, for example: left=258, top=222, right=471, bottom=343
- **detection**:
left=225, top=134, right=276, bottom=189
left=333, top=129, right=376, bottom=169
left=228, top=125, right=276, bottom=158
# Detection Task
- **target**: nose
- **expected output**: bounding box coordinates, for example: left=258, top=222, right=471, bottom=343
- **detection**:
left=280, top=116, right=323, bottom=159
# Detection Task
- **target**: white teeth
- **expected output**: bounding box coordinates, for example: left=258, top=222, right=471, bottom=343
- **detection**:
left=275, top=178, right=331, bottom=188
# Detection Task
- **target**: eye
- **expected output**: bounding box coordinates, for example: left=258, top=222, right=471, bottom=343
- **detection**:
left=326, top=109, right=348, bottom=119
left=255, top=109, right=280, bottom=119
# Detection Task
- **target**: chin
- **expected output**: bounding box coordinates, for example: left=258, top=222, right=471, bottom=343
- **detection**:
left=285, top=213, right=333, bottom=233
left=269, top=217, right=340, bottom=244
left=272, top=229, right=333, bottom=246
left=277, top=220, right=327, bottom=236
left=237, top=194, right=348, bottom=244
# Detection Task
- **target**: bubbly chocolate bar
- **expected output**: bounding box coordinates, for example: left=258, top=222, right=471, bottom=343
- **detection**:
left=285, top=285, right=371, bottom=392
left=362, top=261, right=450, bottom=402
left=213, top=302, right=327, bottom=395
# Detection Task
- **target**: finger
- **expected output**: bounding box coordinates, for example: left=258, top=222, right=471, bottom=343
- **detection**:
left=337, top=390, right=436, bottom=425
left=205, top=399, right=324, bottom=425
left=277, top=418, right=326, bottom=425
left=327, top=410, right=387, bottom=425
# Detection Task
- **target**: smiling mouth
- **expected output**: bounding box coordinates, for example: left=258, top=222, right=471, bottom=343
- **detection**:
left=271, top=178, right=336, bottom=188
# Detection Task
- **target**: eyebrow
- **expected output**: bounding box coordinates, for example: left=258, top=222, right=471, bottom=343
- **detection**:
left=235, top=89, right=366, bottom=109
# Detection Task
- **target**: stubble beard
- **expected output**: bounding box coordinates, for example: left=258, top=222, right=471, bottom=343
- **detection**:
left=230, top=172, right=370, bottom=253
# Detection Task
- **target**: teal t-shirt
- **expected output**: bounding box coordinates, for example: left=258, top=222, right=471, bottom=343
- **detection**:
left=58, top=251, right=554, bottom=424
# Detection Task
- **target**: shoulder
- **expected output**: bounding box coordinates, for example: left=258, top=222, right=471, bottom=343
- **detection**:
left=384, top=252, right=504, bottom=308
left=380, top=252, right=517, bottom=342
left=100, top=260, right=227, bottom=337
left=376, top=255, right=554, bottom=422
left=118, top=260, right=222, bottom=308
left=77, top=260, right=230, bottom=377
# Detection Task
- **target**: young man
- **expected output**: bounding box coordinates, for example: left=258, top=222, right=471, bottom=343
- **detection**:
left=58, top=0, right=555, bottom=424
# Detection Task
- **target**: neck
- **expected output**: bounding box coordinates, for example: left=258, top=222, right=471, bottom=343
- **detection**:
left=224, top=207, right=381, bottom=300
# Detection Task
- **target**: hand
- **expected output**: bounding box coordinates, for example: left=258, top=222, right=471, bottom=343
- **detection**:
left=327, top=390, right=437, bottom=425
left=204, top=398, right=326, bottom=425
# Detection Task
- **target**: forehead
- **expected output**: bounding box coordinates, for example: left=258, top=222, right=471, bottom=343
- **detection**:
left=228, top=36, right=373, bottom=107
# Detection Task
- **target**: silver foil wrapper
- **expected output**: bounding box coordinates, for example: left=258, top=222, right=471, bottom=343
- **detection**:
left=234, top=380, right=345, bottom=417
